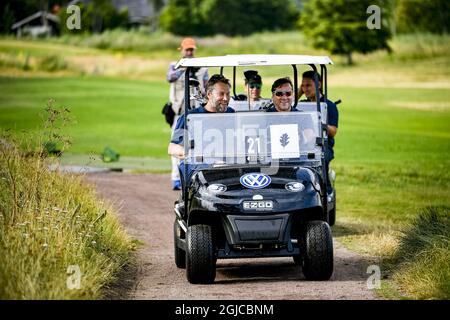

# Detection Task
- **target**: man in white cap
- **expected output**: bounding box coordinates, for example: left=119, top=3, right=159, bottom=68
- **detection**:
left=166, top=37, right=208, bottom=190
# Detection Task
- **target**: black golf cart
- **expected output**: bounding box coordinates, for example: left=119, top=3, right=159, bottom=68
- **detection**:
left=173, top=54, right=336, bottom=284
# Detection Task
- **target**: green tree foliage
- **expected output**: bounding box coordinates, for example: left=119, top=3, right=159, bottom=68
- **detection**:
left=59, top=0, right=128, bottom=34
left=396, top=0, right=450, bottom=34
left=159, top=0, right=299, bottom=36
left=299, top=0, right=392, bottom=64
left=159, top=0, right=206, bottom=36
left=200, top=0, right=299, bottom=36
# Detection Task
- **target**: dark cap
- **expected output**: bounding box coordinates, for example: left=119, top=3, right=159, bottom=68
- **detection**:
left=244, top=70, right=262, bottom=85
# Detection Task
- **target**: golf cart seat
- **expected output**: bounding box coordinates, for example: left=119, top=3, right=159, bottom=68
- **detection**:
left=228, top=99, right=272, bottom=112
left=295, top=102, right=328, bottom=123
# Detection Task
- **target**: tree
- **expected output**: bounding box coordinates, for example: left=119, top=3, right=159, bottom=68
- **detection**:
left=159, top=0, right=299, bottom=36
left=59, top=0, right=128, bottom=34
left=200, top=0, right=299, bottom=36
left=159, top=0, right=206, bottom=36
left=299, top=0, right=392, bottom=65
left=396, top=0, right=450, bottom=34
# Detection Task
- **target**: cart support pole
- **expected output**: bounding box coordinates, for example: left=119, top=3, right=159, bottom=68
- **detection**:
left=309, top=64, right=328, bottom=216
left=292, top=64, right=298, bottom=109
left=183, top=67, right=191, bottom=217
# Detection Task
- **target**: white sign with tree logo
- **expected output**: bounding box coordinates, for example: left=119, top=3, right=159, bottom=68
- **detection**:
left=270, top=124, right=300, bottom=159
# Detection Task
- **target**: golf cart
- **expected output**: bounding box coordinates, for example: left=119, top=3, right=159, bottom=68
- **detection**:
left=173, top=55, right=336, bottom=284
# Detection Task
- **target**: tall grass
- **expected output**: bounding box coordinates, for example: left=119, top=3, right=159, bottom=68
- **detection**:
left=0, top=104, right=134, bottom=299
left=0, top=51, right=69, bottom=73
left=388, top=206, right=450, bottom=299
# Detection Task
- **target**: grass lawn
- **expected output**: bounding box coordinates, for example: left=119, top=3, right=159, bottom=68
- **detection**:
left=332, top=85, right=450, bottom=228
left=0, top=76, right=171, bottom=158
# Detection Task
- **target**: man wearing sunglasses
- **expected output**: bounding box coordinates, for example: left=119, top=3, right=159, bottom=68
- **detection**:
left=265, top=77, right=296, bottom=112
left=264, top=77, right=316, bottom=144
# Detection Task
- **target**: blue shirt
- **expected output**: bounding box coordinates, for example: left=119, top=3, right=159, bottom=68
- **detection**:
left=170, top=106, right=235, bottom=145
left=301, top=96, right=339, bottom=150
left=171, top=105, right=235, bottom=186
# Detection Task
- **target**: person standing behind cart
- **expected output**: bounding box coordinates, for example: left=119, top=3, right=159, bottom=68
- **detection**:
left=167, top=37, right=209, bottom=190
left=298, top=70, right=339, bottom=194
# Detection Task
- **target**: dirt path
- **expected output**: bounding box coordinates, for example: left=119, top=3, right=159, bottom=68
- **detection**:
left=85, top=172, right=380, bottom=300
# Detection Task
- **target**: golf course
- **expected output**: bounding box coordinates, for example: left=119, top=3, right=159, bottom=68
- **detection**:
left=0, top=30, right=449, bottom=299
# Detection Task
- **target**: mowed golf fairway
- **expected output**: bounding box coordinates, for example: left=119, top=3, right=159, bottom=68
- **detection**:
left=0, top=75, right=449, bottom=228
left=0, top=76, right=170, bottom=157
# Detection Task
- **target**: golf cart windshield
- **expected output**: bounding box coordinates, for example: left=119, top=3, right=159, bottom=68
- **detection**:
left=185, top=112, right=321, bottom=166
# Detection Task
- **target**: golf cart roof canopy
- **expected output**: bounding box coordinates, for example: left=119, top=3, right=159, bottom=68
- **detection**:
left=175, top=54, right=333, bottom=68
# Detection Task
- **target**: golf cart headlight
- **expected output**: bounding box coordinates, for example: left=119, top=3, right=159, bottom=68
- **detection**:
left=207, top=184, right=227, bottom=194
left=285, top=182, right=305, bottom=192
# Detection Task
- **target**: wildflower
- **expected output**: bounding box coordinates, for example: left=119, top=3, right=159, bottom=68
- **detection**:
left=91, top=241, right=97, bottom=245
left=42, top=243, right=48, bottom=248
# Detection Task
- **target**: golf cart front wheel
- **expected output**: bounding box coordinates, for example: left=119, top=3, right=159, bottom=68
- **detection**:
left=186, top=224, right=216, bottom=284
left=302, top=221, right=334, bottom=280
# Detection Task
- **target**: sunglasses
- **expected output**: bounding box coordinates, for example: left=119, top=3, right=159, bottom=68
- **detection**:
left=249, top=84, right=262, bottom=89
left=274, top=91, right=292, bottom=97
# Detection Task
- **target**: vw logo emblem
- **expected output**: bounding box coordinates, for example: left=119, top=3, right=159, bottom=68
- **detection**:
left=240, top=173, right=271, bottom=189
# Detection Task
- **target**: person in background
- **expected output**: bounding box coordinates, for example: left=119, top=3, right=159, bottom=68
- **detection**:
left=234, top=70, right=270, bottom=110
left=243, top=70, right=263, bottom=108
left=299, top=70, right=339, bottom=194
left=167, top=37, right=208, bottom=190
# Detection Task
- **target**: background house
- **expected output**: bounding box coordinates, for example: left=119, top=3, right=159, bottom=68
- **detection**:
left=11, top=11, right=60, bottom=38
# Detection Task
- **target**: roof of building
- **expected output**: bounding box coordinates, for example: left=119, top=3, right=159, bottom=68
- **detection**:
left=12, top=11, right=60, bottom=30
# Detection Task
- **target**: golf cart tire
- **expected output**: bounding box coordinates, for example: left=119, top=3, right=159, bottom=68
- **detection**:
left=302, top=221, right=334, bottom=280
left=174, top=220, right=186, bottom=269
left=186, top=224, right=216, bottom=284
